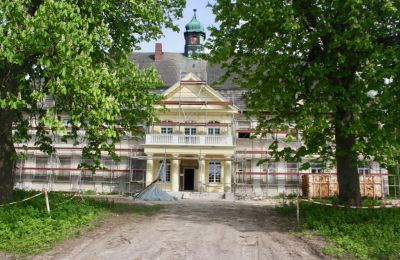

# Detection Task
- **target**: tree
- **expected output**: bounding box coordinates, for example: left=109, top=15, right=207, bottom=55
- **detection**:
left=206, top=0, right=400, bottom=205
left=0, top=0, right=185, bottom=202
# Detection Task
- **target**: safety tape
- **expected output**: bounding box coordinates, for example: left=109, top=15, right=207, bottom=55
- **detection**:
left=300, top=198, right=399, bottom=209
left=0, top=192, right=43, bottom=207
left=53, top=193, right=81, bottom=206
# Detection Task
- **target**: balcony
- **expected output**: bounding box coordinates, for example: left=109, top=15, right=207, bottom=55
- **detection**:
left=145, top=134, right=234, bottom=146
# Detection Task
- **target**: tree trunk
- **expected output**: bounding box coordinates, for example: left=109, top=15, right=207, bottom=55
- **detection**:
left=0, top=109, right=16, bottom=203
left=335, top=123, right=361, bottom=206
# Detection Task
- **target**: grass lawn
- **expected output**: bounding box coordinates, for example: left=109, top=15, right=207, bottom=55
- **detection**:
left=0, top=190, right=161, bottom=256
left=278, top=198, right=400, bottom=260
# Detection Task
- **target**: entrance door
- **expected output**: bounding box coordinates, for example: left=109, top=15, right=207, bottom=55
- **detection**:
left=184, top=168, right=195, bottom=190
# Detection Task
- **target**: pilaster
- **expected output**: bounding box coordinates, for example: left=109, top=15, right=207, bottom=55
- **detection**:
left=145, top=153, right=154, bottom=186
left=224, top=157, right=232, bottom=192
left=171, top=155, right=180, bottom=192
left=198, top=156, right=205, bottom=192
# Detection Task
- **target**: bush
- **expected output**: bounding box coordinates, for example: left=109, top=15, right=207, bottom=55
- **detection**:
left=278, top=198, right=400, bottom=259
left=0, top=190, right=161, bottom=256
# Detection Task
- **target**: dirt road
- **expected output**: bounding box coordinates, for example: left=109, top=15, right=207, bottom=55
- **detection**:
left=37, top=200, right=326, bottom=260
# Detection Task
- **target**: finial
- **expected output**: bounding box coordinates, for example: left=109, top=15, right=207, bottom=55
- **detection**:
left=193, top=9, right=197, bottom=17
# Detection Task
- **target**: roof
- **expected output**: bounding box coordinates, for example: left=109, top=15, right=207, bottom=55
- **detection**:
left=130, top=52, right=247, bottom=110
left=185, top=10, right=205, bottom=33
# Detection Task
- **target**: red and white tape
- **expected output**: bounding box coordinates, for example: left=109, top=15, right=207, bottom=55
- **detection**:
left=53, top=193, right=80, bottom=206
left=301, top=198, right=399, bottom=209
left=0, top=192, right=43, bottom=207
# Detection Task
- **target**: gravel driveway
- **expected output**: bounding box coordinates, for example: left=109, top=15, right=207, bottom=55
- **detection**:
left=36, top=200, right=327, bottom=260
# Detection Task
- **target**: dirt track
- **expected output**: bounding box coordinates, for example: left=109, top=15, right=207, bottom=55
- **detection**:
left=36, top=200, right=327, bottom=260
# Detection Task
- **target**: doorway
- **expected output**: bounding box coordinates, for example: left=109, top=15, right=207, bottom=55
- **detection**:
left=184, top=168, right=195, bottom=190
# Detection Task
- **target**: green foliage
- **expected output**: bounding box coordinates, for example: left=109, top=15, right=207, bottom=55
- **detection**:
left=82, top=190, right=97, bottom=195
left=206, top=0, right=400, bottom=174
left=0, top=0, right=185, bottom=170
left=0, top=190, right=162, bottom=256
left=278, top=200, right=400, bottom=259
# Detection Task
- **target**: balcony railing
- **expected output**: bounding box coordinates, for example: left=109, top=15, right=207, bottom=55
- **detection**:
left=145, top=134, right=234, bottom=146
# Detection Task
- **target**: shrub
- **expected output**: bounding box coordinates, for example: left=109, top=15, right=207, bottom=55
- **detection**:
left=278, top=198, right=400, bottom=259
left=0, top=190, right=160, bottom=256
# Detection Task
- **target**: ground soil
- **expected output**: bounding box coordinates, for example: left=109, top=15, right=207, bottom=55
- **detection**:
left=34, top=200, right=329, bottom=260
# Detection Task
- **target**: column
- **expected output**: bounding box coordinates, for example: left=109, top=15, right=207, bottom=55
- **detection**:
left=224, top=158, right=232, bottom=192
left=145, top=154, right=153, bottom=186
left=198, top=156, right=205, bottom=192
left=171, top=155, right=180, bottom=192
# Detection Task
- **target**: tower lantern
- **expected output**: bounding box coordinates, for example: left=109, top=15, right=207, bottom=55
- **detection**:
left=184, top=9, right=206, bottom=58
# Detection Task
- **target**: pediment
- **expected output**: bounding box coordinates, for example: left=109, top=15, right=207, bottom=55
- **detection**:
left=161, top=73, right=238, bottom=111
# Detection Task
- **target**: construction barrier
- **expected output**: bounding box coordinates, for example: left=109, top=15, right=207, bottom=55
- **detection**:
left=300, top=198, right=399, bottom=209
left=0, top=192, right=43, bottom=207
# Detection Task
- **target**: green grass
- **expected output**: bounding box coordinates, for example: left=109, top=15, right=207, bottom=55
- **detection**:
left=278, top=198, right=400, bottom=260
left=0, top=190, right=161, bottom=256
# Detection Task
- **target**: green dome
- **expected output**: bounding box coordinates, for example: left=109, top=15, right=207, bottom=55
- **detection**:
left=185, top=9, right=205, bottom=33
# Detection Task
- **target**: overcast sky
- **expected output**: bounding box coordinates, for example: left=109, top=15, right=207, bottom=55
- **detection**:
left=138, top=0, right=217, bottom=53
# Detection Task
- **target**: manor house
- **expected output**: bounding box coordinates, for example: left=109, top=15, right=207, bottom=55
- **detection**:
left=15, top=11, right=388, bottom=198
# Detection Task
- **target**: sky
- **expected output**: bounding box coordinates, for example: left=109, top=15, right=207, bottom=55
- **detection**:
left=138, top=0, right=217, bottom=53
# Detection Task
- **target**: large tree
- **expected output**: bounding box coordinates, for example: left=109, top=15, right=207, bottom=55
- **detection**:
left=0, top=0, right=185, bottom=202
left=207, top=0, right=400, bottom=205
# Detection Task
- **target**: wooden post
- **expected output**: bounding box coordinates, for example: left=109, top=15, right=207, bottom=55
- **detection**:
left=44, top=189, right=50, bottom=214
left=296, top=195, right=300, bottom=225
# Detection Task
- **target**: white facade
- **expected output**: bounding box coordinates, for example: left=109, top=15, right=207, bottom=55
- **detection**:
left=14, top=74, right=389, bottom=197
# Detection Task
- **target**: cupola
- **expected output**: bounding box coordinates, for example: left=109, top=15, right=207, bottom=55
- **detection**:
left=184, top=9, right=206, bottom=58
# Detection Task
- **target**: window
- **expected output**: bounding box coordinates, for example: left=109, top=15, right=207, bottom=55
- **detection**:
left=184, top=128, right=196, bottom=144
left=184, top=128, right=196, bottom=135
left=208, top=127, right=220, bottom=135
left=81, top=171, right=94, bottom=182
left=130, top=159, right=146, bottom=182
left=101, top=157, right=114, bottom=170
left=238, top=132, right=250, bottom=138
left=161, top=127, right=173, bottom=134
left=57, top=157, right=71, bottom=181
left=287, top=163, right=298, bottom=173
left=311, top=163, right=322, bottom=174
left=358, top=163, right=370, bottom=175
left=264, top=162, right=277, bottom=184
left=62, top=118, right=72, bottom=127
left=265, top=162, right=276, bottom=173
left=159, top=160, right=171, bottom=182
left=208, top=161, right=221, bottom=183
left=286, top=162, right=299, bottom=185
left=34, top=157, right=48, bottom=181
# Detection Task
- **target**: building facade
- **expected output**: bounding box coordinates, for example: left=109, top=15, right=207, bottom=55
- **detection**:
left=15, top=11, right=389, bottom=197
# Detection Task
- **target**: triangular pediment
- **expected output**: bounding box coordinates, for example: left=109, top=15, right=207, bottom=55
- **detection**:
left=161, top=73, right=238, bottom=111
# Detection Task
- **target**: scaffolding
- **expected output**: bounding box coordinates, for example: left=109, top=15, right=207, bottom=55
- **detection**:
left=14, top=145, right=147, bottom=195
left=14, top=77, right=237, bottom=195
left=13, top=76, right=399, bottom=199
left=233, top=127, right=397, bottom=199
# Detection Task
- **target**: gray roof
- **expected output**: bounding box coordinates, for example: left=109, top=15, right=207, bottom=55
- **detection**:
left=131, top=53, right=233, bottom=88
left=131, top=52, right=247, bottom=110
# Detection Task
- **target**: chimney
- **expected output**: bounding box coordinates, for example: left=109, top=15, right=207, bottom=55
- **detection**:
left=155, top=43, right=163, bottom=61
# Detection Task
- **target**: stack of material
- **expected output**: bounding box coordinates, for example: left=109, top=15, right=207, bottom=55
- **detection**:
left=135, top=183, right=177, bottom=201
left=302, top=175, right=338, bottom=198
left=302, top=174, right=384, bottom=199
left=134, top=160, right=177, bottom=201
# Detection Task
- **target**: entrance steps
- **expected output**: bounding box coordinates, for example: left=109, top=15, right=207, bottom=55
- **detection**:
left=168, top=191, right=235, bottom=201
